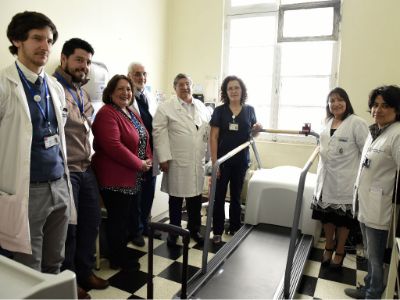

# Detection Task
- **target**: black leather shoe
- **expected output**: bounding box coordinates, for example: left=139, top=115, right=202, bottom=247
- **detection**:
left=190, top=232, right=204, bottom=245
left=167, top=234, right=178, bottom=247
left=131, top=235, right=145, bottom=247
left=122, top=260, right=140, bottom=272
left=143, top=230, right=162, bottom=239
left=79, top=273, right=109, bottom=290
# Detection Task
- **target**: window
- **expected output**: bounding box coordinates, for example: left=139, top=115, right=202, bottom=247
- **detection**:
left=224, top=0, right=340, bottom=135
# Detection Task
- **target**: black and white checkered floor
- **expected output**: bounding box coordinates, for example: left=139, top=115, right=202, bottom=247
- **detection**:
left=89, top=210, right=368, bottom=299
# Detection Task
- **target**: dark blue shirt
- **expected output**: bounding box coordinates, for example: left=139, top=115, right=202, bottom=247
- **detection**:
left=210, top=103, right=257, bottom=166
left=22, top=76, right=64, bottom=182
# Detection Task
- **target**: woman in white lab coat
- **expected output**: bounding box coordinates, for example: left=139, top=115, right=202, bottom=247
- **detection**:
left=312, top=87, right=368, bottom=268
left=344, top=85, right=400, bottom=299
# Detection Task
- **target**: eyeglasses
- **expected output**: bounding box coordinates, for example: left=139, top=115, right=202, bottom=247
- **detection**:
left=133, top=72, right=147, bottom=77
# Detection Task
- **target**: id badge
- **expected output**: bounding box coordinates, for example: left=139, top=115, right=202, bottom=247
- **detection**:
left=44, top=134, right=60, bottom=149
left=229, top=123, right=239, bottom=131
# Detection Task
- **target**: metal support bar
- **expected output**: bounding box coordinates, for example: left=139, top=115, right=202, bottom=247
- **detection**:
left=283, top=146, right=320, bottom=298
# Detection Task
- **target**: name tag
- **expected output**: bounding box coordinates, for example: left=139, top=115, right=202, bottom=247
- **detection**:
left=229, top=123, right=239, bottom=131
left=338, top=137, right=348, bottom=142
left=44, top=134, right=60, bottom=149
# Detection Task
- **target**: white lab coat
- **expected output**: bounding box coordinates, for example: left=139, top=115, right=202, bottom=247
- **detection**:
left=0, top=63, right=76, bottom=254
left=314, top=114, right=368, bottom=205
left=153, top=97, right=211, bottom=197
left=355, top=122, right=400, bottom=230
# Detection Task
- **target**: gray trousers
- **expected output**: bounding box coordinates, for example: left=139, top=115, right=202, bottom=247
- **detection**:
left=13, top=177, right=70, bottom=274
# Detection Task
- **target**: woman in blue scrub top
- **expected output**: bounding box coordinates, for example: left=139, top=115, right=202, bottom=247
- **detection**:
left=210, top=75, right=262, bottom=244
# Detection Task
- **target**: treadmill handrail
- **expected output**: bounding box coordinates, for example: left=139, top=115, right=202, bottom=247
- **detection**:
left=283, top=145, right=320, bottom=299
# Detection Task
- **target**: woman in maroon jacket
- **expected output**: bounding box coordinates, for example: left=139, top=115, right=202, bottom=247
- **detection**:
left=92, top=74, right=152, bottom=270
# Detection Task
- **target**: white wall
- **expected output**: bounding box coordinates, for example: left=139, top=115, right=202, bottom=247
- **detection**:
left=0, top=0, right=168, bottom=94
left=165, top=0, right=224, bottom=101
left=338, top=0, right=400, bottom=122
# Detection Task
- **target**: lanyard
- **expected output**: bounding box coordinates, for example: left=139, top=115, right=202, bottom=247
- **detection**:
left=55, top=73, right=84, bottom=115
left=129, top=110, right=141, bottom=128
left=15, top=62, right=52, bottom=130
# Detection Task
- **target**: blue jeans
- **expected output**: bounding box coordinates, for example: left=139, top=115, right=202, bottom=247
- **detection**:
left=360, top=222, right=388, bottom=299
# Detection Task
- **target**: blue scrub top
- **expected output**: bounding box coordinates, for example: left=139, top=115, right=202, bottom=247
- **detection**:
left=210, top=103, right=257, bottom=166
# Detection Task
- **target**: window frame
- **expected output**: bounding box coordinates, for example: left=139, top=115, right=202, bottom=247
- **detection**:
left=223, top=0, right=341, bottom=142
left=278, top=0, right=341, bottom=43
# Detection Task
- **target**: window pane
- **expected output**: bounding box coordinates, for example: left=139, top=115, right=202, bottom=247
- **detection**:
left=283, top=7, right=334, bottom=38
left=280, top=41, right=334, bottom=76
left=231, top=0, right=277, bottom=7
left=229, top=46, right=275, bottom=76
left=278, top=106, right=324, bottom=131
left=230, top=16, right=276, bottom=47
left=280, top=76, right=330, bottom=107
left=281, top=0, right=331, bottom=5
left=246, top=76, right=272, bottom=127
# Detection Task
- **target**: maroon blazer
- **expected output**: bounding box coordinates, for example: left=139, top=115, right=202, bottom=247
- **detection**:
left=92, top=104, right=152, bottom=188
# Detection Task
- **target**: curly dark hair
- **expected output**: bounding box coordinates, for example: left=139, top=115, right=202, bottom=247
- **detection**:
left=102, top=74, right=133, bottom=104
left=7, top=11, right=58, bottom=55
left=368, top=85, right=400, bottom=121
left=325, top=87, right=355, bottom=121
left=220, top=75, right=248, bottom=104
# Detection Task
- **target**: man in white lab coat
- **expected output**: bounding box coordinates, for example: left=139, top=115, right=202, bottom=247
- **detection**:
left=0, top=11, right=76, bottom=274
left=153, top=73, right=210, bottom=246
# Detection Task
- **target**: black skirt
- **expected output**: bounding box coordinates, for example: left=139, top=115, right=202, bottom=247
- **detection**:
left=311, top=200, right=358, bottom=229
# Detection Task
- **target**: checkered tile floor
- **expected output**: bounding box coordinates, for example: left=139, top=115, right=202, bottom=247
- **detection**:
left=89, top=209, right=368, bottom=299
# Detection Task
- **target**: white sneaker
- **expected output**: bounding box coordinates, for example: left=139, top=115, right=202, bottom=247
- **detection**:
left=212, top=235, right=222, bottom=244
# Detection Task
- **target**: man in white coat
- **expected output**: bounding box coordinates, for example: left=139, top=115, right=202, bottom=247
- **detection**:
left=153, top=73, right=210, bottom=246
left=0, top=11, right=76, bottom=274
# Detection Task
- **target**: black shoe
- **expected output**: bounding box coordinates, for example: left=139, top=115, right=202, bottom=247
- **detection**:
left=330, top=252, right=346, bottom=270
left=321, top=247, right=335, bottom=267
left=190, top=232, right=204, bottom=245
left=167, top=234, right=178, bottom=247
left=131, top=235, right=145, bottom=247
left=122, top=260, right=140, bottom=272
left=344, top=286, right=365, bottom=299
left=143, top=230, right=162, bottom=239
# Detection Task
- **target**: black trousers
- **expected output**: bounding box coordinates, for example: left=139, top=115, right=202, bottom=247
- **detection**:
left=100, top=189, right=140, bottom=266
left=213, top=163, right=247, bottom=235
left=138, top=172, right=157, bottom=235
left=168, top=194, right=202, bottom=234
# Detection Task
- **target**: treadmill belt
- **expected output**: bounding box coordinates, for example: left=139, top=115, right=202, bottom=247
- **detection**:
left=195, top=224, right=291, bottom=299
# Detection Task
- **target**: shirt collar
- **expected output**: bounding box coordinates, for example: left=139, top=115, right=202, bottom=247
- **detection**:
left=369, top=122, right=394, bottom=141
left=16, top=59, right=44, bottom=84
left=178, top=97, right=193, bottom=106
left=135, top=89, right=145, bottom=98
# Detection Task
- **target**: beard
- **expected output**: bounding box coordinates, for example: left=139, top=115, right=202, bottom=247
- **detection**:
left=65, top=64, right=87, bottom=83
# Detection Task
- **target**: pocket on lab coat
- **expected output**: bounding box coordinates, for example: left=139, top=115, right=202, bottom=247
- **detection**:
left=0, top=192, right=26, bottom=237
left=367, top=187, right=383, bottom=225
